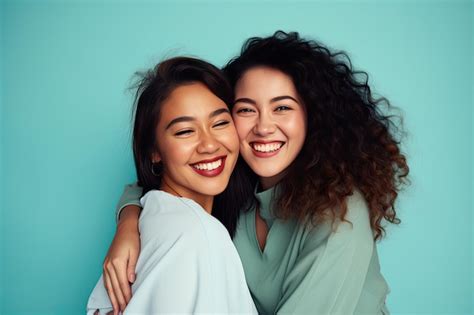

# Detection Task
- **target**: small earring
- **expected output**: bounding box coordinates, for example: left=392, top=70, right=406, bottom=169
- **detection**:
left=151, top=162, right=162, bottom=177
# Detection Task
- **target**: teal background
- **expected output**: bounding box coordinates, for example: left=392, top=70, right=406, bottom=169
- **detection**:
left=1, top=0, right=473, bottom=314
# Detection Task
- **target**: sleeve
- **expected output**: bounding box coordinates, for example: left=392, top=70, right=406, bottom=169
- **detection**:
left=275, top=192, right=374, bottom=315
left=86, top=275, right=114, bottom=315
left=115, top=182, right=143, bottom=223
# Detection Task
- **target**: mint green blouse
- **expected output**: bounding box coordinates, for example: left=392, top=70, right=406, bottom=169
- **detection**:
left=117, top=184, right=390, bottom=314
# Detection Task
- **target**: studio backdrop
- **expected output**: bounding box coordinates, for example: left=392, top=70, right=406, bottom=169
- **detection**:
left=1, top=1, right=472, bottom=314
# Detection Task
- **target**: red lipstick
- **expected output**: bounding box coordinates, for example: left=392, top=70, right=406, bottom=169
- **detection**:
left=190, top=155, right=227, bottom=177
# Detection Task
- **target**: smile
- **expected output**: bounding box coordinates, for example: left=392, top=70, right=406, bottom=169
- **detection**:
left=249, top=141, right=285, bottom=158
left=190, top=156, right=227, bottom=177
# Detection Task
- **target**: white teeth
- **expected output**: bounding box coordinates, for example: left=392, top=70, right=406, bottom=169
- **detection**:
left=252, top=142, right=283, bottom=153
left=192, top=159, right=222, bottom=171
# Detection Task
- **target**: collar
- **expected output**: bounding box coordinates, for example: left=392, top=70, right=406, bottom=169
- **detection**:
left=254, top=185, right=278, bottom=228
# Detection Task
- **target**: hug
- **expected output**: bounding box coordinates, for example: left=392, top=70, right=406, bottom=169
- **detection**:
left=88, top=31, right=409, bottom=315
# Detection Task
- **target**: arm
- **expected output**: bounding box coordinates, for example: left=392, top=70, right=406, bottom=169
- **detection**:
left=115, top=182, right=143, bottom=222
left=276, top=191, right=375, bottom=315
left=103, top=183, right=143, bottom=315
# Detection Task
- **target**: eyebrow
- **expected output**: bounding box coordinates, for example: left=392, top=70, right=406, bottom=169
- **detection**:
left=165, top=108, right=231, bottom=130
left=234, top=95, right=299, bottom=105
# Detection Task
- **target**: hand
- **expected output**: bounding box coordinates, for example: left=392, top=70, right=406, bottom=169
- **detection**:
left=102, top=205, right=141, bottom=315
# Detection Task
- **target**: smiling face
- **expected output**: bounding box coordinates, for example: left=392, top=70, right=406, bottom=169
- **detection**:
left=232, top=66, right=307, bottom=189
left=153, top=82, right=239, bottom=210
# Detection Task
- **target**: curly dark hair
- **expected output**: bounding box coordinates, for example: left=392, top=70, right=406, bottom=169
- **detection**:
left=223, top=31, right=409, bottom=240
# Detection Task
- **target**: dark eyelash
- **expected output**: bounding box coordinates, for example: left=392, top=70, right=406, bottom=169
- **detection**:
left=214, top=121, right=230, bottom=127
left=236, top=108, right=254, bottom=113
left=276, top=106, right=292, bottom=111
left=175, top=130, right=193, bottom=136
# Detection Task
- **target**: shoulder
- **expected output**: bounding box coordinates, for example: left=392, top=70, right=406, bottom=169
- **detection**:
left=331, top=190, right=374, bottom=250
left=139, top=190, right=229, bottom=245
left=140, top=190, right=177, bottom=211
left=341, top=189, right=371, bottom=232
left=140, top=190, right=200, bottom=221
left=139, top=191, right=205, bottom=239
left=302, top=190, right=373, bottom=250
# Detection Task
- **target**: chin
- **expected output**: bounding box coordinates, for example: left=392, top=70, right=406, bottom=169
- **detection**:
left=196, top=180, right=229, bottom=196
left=249, top=163, right=285, bottom=179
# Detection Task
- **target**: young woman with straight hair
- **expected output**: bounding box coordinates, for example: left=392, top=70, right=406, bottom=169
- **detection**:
left=87, top=56, right=257, bottom=314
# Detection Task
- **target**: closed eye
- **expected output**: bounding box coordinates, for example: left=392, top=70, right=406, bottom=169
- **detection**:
left=174, top=129, right=193, bottom=136
left=213, top=120, right=230, bottom=128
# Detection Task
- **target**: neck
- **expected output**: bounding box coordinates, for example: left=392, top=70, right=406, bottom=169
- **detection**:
left=259, top=171, right=286, bottom=191
left=160, top=178, right=214, bottom=214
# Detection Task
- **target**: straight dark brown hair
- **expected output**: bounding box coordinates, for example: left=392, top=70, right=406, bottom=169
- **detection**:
left=132, top=56, right=251, bottom=236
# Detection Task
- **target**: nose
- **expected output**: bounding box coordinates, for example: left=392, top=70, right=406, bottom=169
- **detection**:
left=196, top=131, right=220, bottom=154
left=253, top=112, right=276, bottom=136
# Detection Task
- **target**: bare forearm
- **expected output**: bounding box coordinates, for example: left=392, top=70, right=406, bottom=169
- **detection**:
left=118, top=205, right=141, bottom=226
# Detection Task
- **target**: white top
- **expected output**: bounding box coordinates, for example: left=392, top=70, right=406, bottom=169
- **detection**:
left=87, top=190, right=257, bottom=315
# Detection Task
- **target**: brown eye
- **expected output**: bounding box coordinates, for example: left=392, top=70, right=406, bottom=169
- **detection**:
left=236, top=108, right=255, bottom=114
left=275, top=105, right=292, bottom=111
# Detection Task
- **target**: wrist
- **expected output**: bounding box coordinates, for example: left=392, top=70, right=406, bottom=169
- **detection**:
left=118, top=205, right=141, bottom=230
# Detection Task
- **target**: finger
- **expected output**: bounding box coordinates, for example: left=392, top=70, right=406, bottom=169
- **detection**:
left=127, top=250, right=139, bottom=283
left=107, top=264, right=127, bottom=312
left=112, top=259, right=132, bottom=303
left=103, top=271, right=120, bottom=315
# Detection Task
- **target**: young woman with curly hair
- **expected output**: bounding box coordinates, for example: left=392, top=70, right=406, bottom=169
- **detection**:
left=101, top=31, right=409, bottom=315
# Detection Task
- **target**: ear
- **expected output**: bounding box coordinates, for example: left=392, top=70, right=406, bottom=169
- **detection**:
left=151, top=152, right=161, bottom=163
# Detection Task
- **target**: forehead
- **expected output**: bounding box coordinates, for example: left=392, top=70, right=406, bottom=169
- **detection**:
left=160, top=83, right=227, bottom=119
left=234, top=66, right=298, bottom=98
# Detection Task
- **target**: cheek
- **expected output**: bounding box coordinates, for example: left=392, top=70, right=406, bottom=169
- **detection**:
left=233, top=116, right=252, bottom=141
left=221, top=127, right=240, bottom=152
left=285, top=112, right=307, bottom=143
left=160, top=139, right=193, bottom=165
